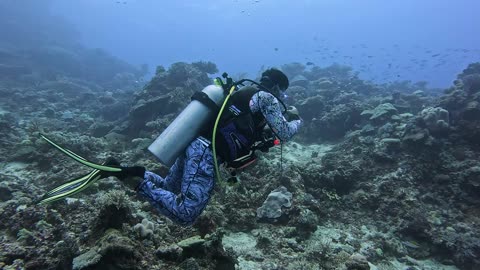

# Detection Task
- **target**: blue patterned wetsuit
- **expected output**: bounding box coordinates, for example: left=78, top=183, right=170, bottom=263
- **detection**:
left=137, top=91, right=302, bottom=225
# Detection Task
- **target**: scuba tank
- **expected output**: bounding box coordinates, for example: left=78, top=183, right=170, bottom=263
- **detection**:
left=148, top=83, right=227, bottom=167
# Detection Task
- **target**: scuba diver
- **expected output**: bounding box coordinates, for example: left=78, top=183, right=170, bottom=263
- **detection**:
left=38, top=68, right=303, bottom=226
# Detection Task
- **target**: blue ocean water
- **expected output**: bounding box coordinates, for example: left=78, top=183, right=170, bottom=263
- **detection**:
left=51, top=0, right=480, bottom=88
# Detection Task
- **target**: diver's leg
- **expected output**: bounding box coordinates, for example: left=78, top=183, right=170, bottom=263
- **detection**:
left=137, top=138, right=215, bottom=225
left=162, top=154, right=185, bottom=193
left=143, top=154, right=185, bottom=194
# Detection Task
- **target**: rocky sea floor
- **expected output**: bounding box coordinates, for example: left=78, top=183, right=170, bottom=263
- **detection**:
left=1, top=56, right=480, bottom=269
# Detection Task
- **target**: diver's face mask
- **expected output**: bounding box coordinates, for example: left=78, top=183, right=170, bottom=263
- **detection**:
left=271, top=84, right=288, bottom=100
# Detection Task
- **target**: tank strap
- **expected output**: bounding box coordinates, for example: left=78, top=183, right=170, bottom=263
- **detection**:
left=192, top=91, right=218, bottom=112
left=197, top=136, right=211, bottom=148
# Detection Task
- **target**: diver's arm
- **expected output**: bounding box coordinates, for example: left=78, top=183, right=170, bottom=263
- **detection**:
left=250, top=91, right=302, bottom=142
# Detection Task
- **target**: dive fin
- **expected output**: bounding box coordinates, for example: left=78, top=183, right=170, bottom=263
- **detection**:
left=37, top=169, right=102, bottom=204
left=40, top=133, right=122, bottom=173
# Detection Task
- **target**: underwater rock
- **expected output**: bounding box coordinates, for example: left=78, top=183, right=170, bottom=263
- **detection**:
left=178, top=258, right=200, bottom=270
left=419, top=107, right=450, bottom=135
left=439, top=63, right=480, bottom=144
left=294, top=208, right=318, bottom=240
left=9, top=145, right=37, bottom=162
left=222, top=232, right=261, bottom=267
left=311, top=78, right=334, bottom=89
left=380, top=138, right=401, bottom=152
left=280, top=62, right=306, bottom=78
left=462, top=74, right=480, bottom=94
left=156, top=245, right=183, bottom=262
left=0, top=185, right=13, bottom=201
left=88, top=122, right=114, bottom=137
left=462, top=166, right=480, bottom=196
left=402, top=128, right=429, bottom=145
left=308, top=103, right=363, bottom=141
left=256, top=186, right=292, bottom=220
left=191, top=61, right=218, bottom=74
left=72, top=229, right=141, bottom=270
left=463, top=100, right=480, bottom=120
left=175, top=232, right=236, bottom=269
left=287, top=85, right=308, bottom=100
left=129, top=94, right=172, bottom=122
left=177, top=235, right=205, bottom=249
left=290, top=74, right=309, bottom=88
left=362, top=103, right=398, bottom=124
left=298, top=95, right=325, bottom=121
left=127, top=62, right=212, bottom=135
left=94, top=190, right=132, bottom=231
left=345, top=253, right=370, bottom=270
left=39, top=80, right=93, bottom=98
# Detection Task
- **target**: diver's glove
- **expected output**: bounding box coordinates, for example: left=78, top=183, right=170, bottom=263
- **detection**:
left=285, top=106, right=301, bottom=121
left=101, top=157, right=146, bottom=189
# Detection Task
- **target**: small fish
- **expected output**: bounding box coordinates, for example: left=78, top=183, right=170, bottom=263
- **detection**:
left=431, top=54, right=440, bottom=57
left=274, top=47, right=279, bottom=51
left=306, top=62, right=314, bottom=66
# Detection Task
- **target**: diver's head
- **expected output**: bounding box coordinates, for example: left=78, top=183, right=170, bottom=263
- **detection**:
left=260, top=68, right=289, bottom=97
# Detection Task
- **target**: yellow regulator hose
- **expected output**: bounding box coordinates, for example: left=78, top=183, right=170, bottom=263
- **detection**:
left=212, top=85, right=236, bottom=181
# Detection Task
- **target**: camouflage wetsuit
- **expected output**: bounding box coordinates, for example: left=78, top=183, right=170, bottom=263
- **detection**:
left=137, top=91, right=302, bottom=225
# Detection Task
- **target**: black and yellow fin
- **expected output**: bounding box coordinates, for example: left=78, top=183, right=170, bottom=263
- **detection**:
left=40, top=133, right=122, bottom=173
left=37, top=169, right=102, bottom=204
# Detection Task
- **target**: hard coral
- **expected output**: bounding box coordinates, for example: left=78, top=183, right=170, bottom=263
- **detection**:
left=419, top=107, right=450, bottom=136
left=256, top=186, right=292, bottom=220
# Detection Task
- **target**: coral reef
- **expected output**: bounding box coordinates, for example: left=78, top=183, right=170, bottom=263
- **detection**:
left=1, top=27, right=480, bottom=269
left=125, top=62, right=214, bottom=137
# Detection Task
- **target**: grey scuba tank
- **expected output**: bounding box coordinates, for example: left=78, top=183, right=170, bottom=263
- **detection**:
left=148, top=84, right=226, bottom=167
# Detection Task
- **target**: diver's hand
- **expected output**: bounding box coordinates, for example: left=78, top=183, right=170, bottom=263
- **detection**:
left=108, top=166, right=146, bottom=190
left=122, top=176, right=144, bottom=190
left=285, top=106, right=301, bottom=121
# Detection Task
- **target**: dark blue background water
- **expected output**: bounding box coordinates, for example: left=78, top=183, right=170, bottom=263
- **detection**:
left=52, top=0, right=480, bottom=88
